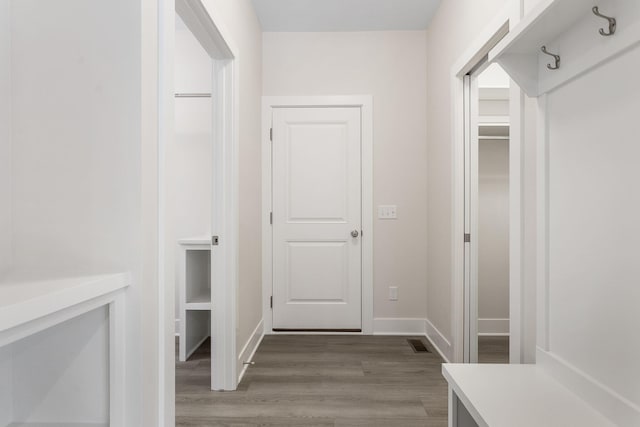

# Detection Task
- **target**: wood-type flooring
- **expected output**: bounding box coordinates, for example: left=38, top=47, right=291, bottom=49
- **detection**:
left=176, top=335, right=450, bottom=426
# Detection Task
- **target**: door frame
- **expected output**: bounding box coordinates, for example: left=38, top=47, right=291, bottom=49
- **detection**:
left=450, top=7, right=527, bottom=363
left=159, top=0, right=239, bottom=423
left=261, top=96, right=374, bottom=335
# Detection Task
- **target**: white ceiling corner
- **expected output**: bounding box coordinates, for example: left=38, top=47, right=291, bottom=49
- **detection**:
left=251, top=0, right=442, bottom=32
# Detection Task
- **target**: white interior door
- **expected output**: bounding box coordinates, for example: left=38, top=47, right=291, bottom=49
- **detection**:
left=271, top=107, right=362, bottom=331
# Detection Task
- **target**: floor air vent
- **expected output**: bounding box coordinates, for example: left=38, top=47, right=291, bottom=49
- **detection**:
left=408, top=339, right=430, bottom=353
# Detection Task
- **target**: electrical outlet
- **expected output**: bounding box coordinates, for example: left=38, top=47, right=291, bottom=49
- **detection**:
left=389, top=286, right=398, bottom=301
left=378, top=205, right=397, bottom=219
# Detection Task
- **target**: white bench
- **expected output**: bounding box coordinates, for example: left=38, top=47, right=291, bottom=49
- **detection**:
left=443, top=364, right=615, bottom=427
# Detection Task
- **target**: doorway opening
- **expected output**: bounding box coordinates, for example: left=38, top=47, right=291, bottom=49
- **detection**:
left=159, top=0, right=238, bottom=424
left=463, top=58, right=512, bottom=365
left=450, top=12, right=525, bottom=365
left=261, top=96, right=374, bottom=335
left=474, top=64, right=511, bottom=364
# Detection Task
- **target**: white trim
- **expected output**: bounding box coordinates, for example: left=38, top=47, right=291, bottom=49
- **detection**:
left=237, top=320, right=265, bottom=384
left=372, top=318, right=426, bottom=336
left=450, top=8, right=523, bottom=364
left=108, top=293, right=126, bottom=427
left=477, top=318, right=509, bottom=336
left=425, top=319, right=452, bottom=363
left=537, top=348, right=640, bottom=426
left=210, top=55, right=239, bottom=392
left=536, top=94, right=549, bottom=351
left=159, top=2, right=239, bottom=425
left=261, top=95, right=374, bottom=336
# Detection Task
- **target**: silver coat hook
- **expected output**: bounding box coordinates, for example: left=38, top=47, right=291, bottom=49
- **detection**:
left=541, top=46, right=560, bottom=70
left=592, top=6, right=616, bottom=36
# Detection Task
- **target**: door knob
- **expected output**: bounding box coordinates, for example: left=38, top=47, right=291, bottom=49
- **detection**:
left=351, top=230, right=359, bottom=238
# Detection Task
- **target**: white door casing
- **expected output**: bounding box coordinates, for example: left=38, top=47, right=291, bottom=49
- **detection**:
left=271, top=107, right=362, bottom=330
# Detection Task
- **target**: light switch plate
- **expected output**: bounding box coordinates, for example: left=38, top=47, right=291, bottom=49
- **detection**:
left=378, top=205, right=397, bottom=219
left=389, top=286, right=398, bottom=301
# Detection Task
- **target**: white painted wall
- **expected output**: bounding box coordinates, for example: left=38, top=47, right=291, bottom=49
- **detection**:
left=0, top=0, right=11, bottom=275
left=546, top=44, right=640, bottom=407
left=201, top=0, right=264, bottom=356
left=5, top=0, right=144, bottom=423
left=263, top=31, right=428, bottom=320
left=478, top=63, right=510, bottom=88
left=11, top=0, right=141, bottom=274
left=478, top=140, right=509, bottom=334
left=168, top=16, right=212, bottom=332
left=425, top=0, right=509, bottom=359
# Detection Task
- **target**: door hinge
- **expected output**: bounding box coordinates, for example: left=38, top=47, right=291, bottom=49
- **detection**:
left=212, top=235, right=219, bottom=245
left=270, top=296, right=273, bottom=309
left=270, top=212, right=273, bottom=225
left=464, top=233, right=471, bottom=243
left=269, top=128, right=273, bottom=141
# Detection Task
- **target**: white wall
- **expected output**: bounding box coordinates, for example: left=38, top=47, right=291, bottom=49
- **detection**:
left=478, top=140, right=509, bottom=333
left=0, top=0, right=11, bottom=274
left=425, top=0, right=509, bottom=359
left=7, top=0, right=144, bottom=423
left=546, top=44, right=640, bottom=407
left=263, top=31, right=428, bottom=321
left=201, top=0, right=264, bottom=356
left=11, top=0, right=141, bottom=274
left=168, top=16, right=212, bottom=332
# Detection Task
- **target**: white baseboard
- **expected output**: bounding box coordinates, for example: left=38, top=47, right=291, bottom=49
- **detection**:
left=372, top=318, right=426, bottom=335
left=237, top=320, right=264, bottom=384
left=425, top=319, right=452, bottom=363
left=537, top=348, right=640, bottom=426
left=478, top=318, right=509, bottom=336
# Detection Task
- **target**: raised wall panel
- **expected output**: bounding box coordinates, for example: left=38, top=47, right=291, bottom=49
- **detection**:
left=12, top=308, right=109, bottom=424
left=547, top=43, right=640, bottom=407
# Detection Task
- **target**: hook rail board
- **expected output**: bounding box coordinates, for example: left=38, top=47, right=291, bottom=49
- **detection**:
left=489, top=0, right=640, bottom=97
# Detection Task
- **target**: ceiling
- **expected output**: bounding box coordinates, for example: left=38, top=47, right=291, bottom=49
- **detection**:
left=251, top=0, right=442, bottom=32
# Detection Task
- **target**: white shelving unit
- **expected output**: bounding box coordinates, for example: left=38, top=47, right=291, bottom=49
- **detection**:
left=490, top=0, right=640, bottom=97
left=178, top=237, right=212, bottom=361
left=447, top=1, right=640, bottom=426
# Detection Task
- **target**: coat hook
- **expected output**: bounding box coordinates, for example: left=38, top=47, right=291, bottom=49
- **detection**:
left=541, top=46, right=560, bottom=70
left=592, top=6, right=616, bottom=36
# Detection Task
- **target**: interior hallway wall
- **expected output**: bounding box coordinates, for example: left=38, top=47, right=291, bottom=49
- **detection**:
left=202, top=0, right=264, bottom=356
left=425, top=0, right=509, bottom=360
left=0, top=0, right=11, bottom=274
left=478, top=140, right=509, bottom=333
left=263, top=31, right=428, bottom=321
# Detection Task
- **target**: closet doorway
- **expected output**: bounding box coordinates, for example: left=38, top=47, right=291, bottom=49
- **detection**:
left=450, top=14, right=526, bottom=366
left=475, top=64, right=510, bottom=363
left=159, top=1, right=238, bottom=423
left=462, top=63, right=511, bottom=364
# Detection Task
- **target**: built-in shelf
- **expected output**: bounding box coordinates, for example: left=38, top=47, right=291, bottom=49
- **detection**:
left=178, top=237, right=212, bottom=361
left=490, top=0, right=640, bottom=97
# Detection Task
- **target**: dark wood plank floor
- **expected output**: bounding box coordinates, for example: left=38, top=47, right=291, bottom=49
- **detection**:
left=176, top=335, right=449, bottom=426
